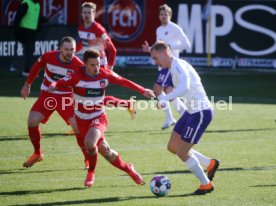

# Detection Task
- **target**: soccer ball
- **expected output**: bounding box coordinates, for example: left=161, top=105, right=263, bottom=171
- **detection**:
left=150, top=175, right=171, bottom=197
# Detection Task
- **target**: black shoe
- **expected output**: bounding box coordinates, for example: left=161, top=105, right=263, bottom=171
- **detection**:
left=192, top=182, right=214, bottom=195
left=207, top=159, right=220, bottom=181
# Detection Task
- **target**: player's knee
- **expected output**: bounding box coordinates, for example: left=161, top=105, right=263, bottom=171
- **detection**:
left=100, top=144, right=112, bottom=160
left=84, top=139, right=97, bottom=155
left=28, top=116, right=40, bottom=127
left=86, top=145, right=98, bottom=156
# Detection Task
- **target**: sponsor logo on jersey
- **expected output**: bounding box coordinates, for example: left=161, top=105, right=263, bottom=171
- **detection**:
left=85, top=88, right=104, bottom=97
left=105, top=0, right=145, bottom=42
left=52, top=73, right=65, bottom=81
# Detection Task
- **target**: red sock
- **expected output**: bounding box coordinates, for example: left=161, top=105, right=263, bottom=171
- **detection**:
left=88, top=153, right=98, bottom=172
left=87, top=146, right=98, bottom=172
left=75, top=133, right=90, bottom=161
left=28, top=126, right=42, bottom=155
left=104, top=96, right=130, bottom=108
left=111, top=154, right=131, bottom=173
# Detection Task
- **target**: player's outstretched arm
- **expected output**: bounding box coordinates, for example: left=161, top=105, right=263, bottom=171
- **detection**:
left=20, top=82, right=31, bottom=99
left=105, top=38, right=116, bottom=69
left=48, top=71, right=80, bottom=93
left=143, top=89, right=155, bottom=98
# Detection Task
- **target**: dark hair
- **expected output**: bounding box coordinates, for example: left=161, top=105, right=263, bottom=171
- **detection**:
left=83, top=49, right=100, bottom=63
left=159, top=4, right=172, bottom=18
left=60, top=36, right=76, bottom=46
left=150, top=40, right=169, bottom=52
left=81, top=2, right=96, bottom=11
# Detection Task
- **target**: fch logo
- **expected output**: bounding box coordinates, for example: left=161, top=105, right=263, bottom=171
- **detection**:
left=105, top=0, right=145, bottom=42
left=4, top=0, right=21, bottom=26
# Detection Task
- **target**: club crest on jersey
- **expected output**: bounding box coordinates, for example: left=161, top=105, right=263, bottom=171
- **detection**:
left=100, top=80, right=106, bottom=88
left=67, top=70, right=73, bottom=75
left=105, top=0, right=145, bottom=42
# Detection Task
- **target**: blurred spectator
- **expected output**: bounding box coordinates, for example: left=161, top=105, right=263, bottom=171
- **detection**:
left=11, top=0, right=48, bottom=77
left=142, top=4, right=191, bottom=129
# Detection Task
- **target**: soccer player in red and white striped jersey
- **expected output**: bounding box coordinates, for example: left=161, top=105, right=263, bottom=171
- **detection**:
left=48, top=49, right=155, bottom=187
left=76, top=2, right=137, bottom=119
left=20, top=36, right=87, bottom=168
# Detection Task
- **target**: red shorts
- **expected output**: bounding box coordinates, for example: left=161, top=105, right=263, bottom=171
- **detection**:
left=31, top=91, right=74, bottom=125
left=76, top=113, right=108, bottom=146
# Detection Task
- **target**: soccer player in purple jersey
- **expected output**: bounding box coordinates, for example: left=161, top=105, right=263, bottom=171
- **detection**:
left=150, top=41, right=220, bottom=195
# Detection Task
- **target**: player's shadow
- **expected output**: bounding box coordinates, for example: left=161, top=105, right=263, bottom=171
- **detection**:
left=145, top=165, right=276, bottom=176
left=106, top=129, right=170, bottom=135
left=0, top=168, right=81, bottom=175
left=250, top=184, right=276, bottom=188
left=0, top=135, right=29, bottom=142
left=206, top=127, right=276, bottom=133
left=1, top=128, right=275, bottom=142
left=0, top=187, right=85, bottom=196
left=11, top=194, right=196, bottom=206
left=0, top=133, right=73, bottom=142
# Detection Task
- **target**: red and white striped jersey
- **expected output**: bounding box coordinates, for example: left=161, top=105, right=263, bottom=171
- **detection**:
left=55, top=67, right=145, bottom=120
left=76, top=22, right=116, bottom=67
left=26, top=51, right=84, bottom=94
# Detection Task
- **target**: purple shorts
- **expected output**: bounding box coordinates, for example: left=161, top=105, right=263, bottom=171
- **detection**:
left=155, top=68, right=173, bottom=88
left=173, top=109, right=213, bottom=144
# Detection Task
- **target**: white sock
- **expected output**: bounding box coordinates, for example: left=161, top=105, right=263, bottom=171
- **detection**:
left=158, top=93, right=174, bottom=123
left=191, top=149, right=211, bottom=168
left=185, top=154, right=210, bottom=185
left=164, top=101, right=175, bottom=123
left=172, top=98, right=186, bottom=115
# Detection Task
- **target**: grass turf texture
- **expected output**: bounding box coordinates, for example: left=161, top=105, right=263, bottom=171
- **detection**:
left=0, top=69, right=276, bottom=205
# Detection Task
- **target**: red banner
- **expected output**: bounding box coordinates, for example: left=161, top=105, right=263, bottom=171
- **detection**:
left=3, top=0, right=21, bottom=26
left=1, top=0, right=165, bottom=55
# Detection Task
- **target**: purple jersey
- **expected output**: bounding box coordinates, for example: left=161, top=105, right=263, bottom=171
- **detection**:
left=155, top=68, right=173, bottom=88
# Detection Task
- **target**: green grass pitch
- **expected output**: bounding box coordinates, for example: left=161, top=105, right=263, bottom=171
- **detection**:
left=0, top=69, right=276, bottom=205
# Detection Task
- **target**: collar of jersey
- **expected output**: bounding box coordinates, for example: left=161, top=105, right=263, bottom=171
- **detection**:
left=56, top=51, right=72, bottom=65
left=82, top=66, right=99, bottom=79
left=84, top=21, right=95, bottom=30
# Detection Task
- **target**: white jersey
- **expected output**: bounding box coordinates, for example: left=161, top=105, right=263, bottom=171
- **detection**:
left=156, top=21, right=191, bottom=58
left=160, top=58, right=211, bottom=114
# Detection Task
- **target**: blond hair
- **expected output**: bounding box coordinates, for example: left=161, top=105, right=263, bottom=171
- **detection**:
left=81, top=2, right=96, bottom=11
left=159, top=4, right=172, bottom=18
left=150, top=40, right=169, bottom=52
